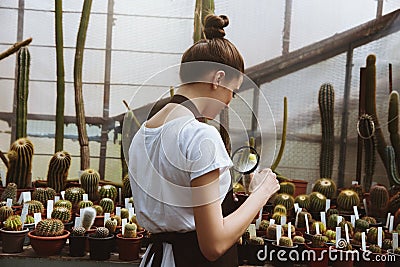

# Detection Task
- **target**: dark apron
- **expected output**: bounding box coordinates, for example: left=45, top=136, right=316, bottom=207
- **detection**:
left=143, top=95, right=241, bottom=267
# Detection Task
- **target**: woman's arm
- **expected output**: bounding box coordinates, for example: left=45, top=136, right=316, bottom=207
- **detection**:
left=191, top=168, right=279, bottom=261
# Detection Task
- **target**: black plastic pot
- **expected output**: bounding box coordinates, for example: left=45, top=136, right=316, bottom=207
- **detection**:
left=69, top=235, right=87, bottom=257
left=88, top=234, right=114, bottom=260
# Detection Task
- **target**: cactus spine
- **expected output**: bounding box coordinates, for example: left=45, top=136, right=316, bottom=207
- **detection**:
left=104, top=217, right=117, bottom=234
left=274, top=204, right=287, bottom=215
left=80, top=169, right=100, bottom=201
left=388, top=192, right=400, bottom=214
left=337, top=190, right=360, bottom=212
left=71, top=226, right=86, bottom=236
left=311, top=234, right=325, bottom=248
left=78, top=200, right=93, bottom=209
left=3, top=215, right=23, bottom=231
left=312, top=178, right=337, bottom=199
left=93, top=204, right=103, bottom=216
left=94, top=227, right=109, bottom=238
left=369, top=184, right=389, bottom=218
left=51, top=206, right=72, bottom=223
left=358, top=114, right=376, bottom=192
left=16, top=47, right=30, bottom=139
left=54, top=200, right=72, bottom=211
left=318, top=83, right=334, bottom=178
left=266, top=224, right=284, bottom=240
left=0, top=182, right=17, bottom=204
left=47, top=151, right=71, bottom=193
left=368, top=244, right=382, bottom=254
left=65, top=187, right=85, bottom=205
left=26, top=200, right=44, bottom=215
left=6, top=138, right=34, bottom=188
left=35, top=218, right=65, bottom=237
left=355, top=219, right=369, bottom=232
left=367, top=227, right=385, bottom=244
left=293, top=236, right=305, bottom=244
left=99, top=184, right=117, bottom=201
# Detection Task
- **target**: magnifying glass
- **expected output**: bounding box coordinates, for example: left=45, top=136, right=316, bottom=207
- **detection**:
left=231, top=145, right=260, bottom=175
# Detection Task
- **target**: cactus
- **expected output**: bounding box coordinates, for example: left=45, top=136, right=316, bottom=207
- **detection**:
left=358, top=114, right=376, bottom=192
left=112, top=215, right=122, bottom=226
left=297, top=211, right=312, bottom=228
left=51, top=206, right=72, bottom=223
left=293, top=236, right=305, bottom=244
left=362, top=216, right=377, bottom=225
left=16, top=47, right=30, bottom=139
left=272, top=212, right=284, bottom=225
left=311, top=234, right=325, bottom=248
left=54, top=199, right=72, bottom=211
left=35, top=218, right=65, bottom=237
left=283, top=223, right=295, bottom=236
left=394, top=247, right=400, bottom=255
left=122, top=174, right=132, bottom=199
left=0, top=206, right=14, bottom=222
left=327, top=214, right=344, bottom=230
left=339, top=220, right=354, bottom=238
left=123, top=222, right=137, bottom=238
left=385, top=146, right=400, bottom=186
left=271, top=97, right=288, bottom=172
left=266, top=224, right=284, bottom=240
left=92, top=205, right=103, bottom=216
left=368, top=244, right=382, bottom=254
left=311, top=221, right=327, bottom=235
left=129, top=214, right=144, bottom=231
left=80, top=169, right=100, bottom=201
left=3, top=215, right=23, bottom=231
left=6, top=138, right=34, bottom=188
left=25, top=215, right=34, bottom=224
left=71, top=226, right=86, bottom=237
left=26, top=200, right=44, bottom=215
left=294, top=194, right=310, bottom=210
left=274, top=204, right=287, bottom=215
left=249, top=236, right=265, bottom=245
left=0, top=182, right=18, bottom=204
left=353, top=231, right=362, bottom=242
left=120, top=208, right=129, bottom=219
left=309, top=192, right=327, bottom=212
left=389, top=91, right=400, bottom=173
left=47, top=151, right=71, bottom=193
left=388, top=192, right=400, bottom=214
left=274, top=193, right=294, bottom=211
left=99, top=184, right=118, bottom=202
left=278, top=236, right=293, bottom=247
left=326, top=208, right=339, bottom=217
left=32, top=187, right=56, bottom=206
left=65, top=187, right=85, bottom=204
left=94, top=227, right=109, bottom=238
left=81, top=207, right=96, bottom=231
left=355, top=219, right=369, bottom=232
left=350, top=183, right=364, bottom=200
left=325, top=229, right=336, bottom=241
left=337, top=189, right=360, bottom=212
left=78, top=200, right=93, bottom=209
left=259, top=220, right=270, bottom=231
left=318, top=83, right=335, bottom=178
left=312, top=178, right=337, bottom=199
left=382, top=239, right=392, bottom=250
left=367, top=227, right=385, bottom=244
left=279, top=182, right=295, bottom=195
left=369, top=184, right=389, bottom=218
left=99, top=197, right=114, bottom=214
left=105, top=217, right=117, bottom=234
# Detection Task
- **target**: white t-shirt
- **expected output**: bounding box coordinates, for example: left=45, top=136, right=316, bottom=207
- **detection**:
left=128, top=115, right=233, bottom=266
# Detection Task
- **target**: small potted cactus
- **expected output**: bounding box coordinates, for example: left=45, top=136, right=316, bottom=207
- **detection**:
left=116, top=222, right=143, bottom=261
left=0, top=215, right=29, bottom=253
left=271, top=236, right=298, bottom=267
left=27, top=218, right=70, bottom=256
left=330, top=240, right=357, bottom=267
left=359, top=244, right=387, bottom=267
left=304, top=234, right=329, bottom=267
left=69, top=226, right=87, bottom=257
left=246, top=236, right=265, bottom=266
left=88, top=226, right=114, bottom=260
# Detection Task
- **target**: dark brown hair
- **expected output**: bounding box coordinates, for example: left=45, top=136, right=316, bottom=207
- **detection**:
left=180, top=14, right=244, bottom=83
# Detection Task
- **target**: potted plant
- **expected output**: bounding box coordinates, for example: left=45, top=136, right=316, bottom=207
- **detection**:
left=271, top=236, right=298, bottom=267
left=28, top=218, right=70, bottom=256
left=116, top=222, right=143, bottom=261
left=359, top=244, right=387, bottom=267
left=69, top=226, right=87, bottom=257
left=0, top=215, right=29, bottom=253
left=304, top=234, right=329, bottom=267
left=88, top=227, right=114, bottom=260
left=330, top=240, right=357, bottom=267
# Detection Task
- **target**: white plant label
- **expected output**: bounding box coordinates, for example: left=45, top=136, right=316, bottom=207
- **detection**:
left=129, top=207, right=135, bottom=219
left=75, top=217, right=81, bottom=227
left=1, top=169, right=6, bottom=187
left=325, top=199, right=331, bottom=212
left=393, top=232, right=399, bottom=250
left=281, top=215, right=287, bottom=226
left=60, top=191, right=65, bottom=200
left=118, top=188, right=122, bottom=204
left=386, top=213, right=391, bottom=228
left=125, top=198, right=130, bottom=208
left=276, top=225, right=282, bottom=245
left=294, top=203, right=299, bottom=213
left=47, top=200, right=54, bottom=219
left=269, top=219, right=275, bottom=226
left=363, top=199, right=368, bottom=216
left=378, top=227, right=383, bottom=248
left=21, top=204, right=29, bottom=225
left=22, top=191, right=31, bottom=202
left=337, top=216, right=342, bottom=226
left=248, top=224, right=256, bottom=239
left=361, top=232, right=367, bottom=251
left=121, top=218, right=128, bottom=235
left=389, top=216, right=394, bottom=233
left=345, top=223, right=350, bottom=243
left=54, top=196, right=60, bottom=203
left=34, top=212, right=42, bottom=227
left=83, top=194, right=88, bottom=201
left=336, top=227, right=341, bottom=248
left=6, top=198, right=12, bottom=208
left=351, top=215, right=355, bottom=227
left=316, top=222, right=320, bottom=235
left=255, top=208, right=262, bottom=229
left=104, top=213, right=111, bottom=227
left=80, top=208, right=84, bottom=218
left=116, top=207, right=121, bottom=217
left=127, top=202, right=133, bottom=209
left=288, top=222, right=292, bottom=239
left=320, top=212, right=326, bottom=226
left=305, top=214, right=310, bottom=234
left=353, top=206, right=359, bottom=220
left=352, top=181, right=358, bottom=185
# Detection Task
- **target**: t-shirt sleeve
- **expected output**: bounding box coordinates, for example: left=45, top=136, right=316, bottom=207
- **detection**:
left=185, top=125, right=233, bottom=180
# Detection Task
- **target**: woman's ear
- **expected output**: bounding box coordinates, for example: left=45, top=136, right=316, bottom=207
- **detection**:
left=212, top=70, right=225, bottom=90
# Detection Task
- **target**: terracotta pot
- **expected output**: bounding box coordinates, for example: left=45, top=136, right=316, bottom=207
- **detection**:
left=291, top=179, right=308, bottom=197
left=28, top=229, right=70, bottom=257
left=0, top=228, right=29, bottom=253
left=69, top=235, right=87, bottom=257
left=88, top=234, right=114, bottom=260
left=116, top=233, right=143, bottom=261
left=304, top=243, right=329, bottom=267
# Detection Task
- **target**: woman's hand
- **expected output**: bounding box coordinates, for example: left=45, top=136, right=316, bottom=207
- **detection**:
left=248, top=168, right=280, bottom=198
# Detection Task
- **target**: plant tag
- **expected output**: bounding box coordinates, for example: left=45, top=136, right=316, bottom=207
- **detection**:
left=345, top=223, right=350, bottom=243
left=104, top=213, right=110, bottom=226
left=269, top=219, right=275, bottom=226
left=127, top=202, right=133, bottom=209
left=294, top=203, right=299, bottom=213
left=54, top=196, right=60, bottom=203
left=116, top=207, right=121, bottom=217
left=353, top=206, right=359, bottom=220
left=248, top=224, right=256, bottom=238
left=288, top=222, right=292, bottom=239
left=121, top=218, right=128, bottom=235
left=125, top=198, right=129, bottom=208
left=361, top=232, right=367, bottom=251
left=34, top=212, right=41, bottom=227
left=378, top=227, right=383, bottom=248
left=325, top=199, right=331, bottom=212
left=305, top=214, right=310, bottom=234
left=83, top=194, right=88, bottom=201
left=393, top=232, right=398, bottom=250
left=386, top=213, right=391, bottom=228
left=295, top=208, right=302, bottom=228
left=281, top=215, right=286, bottom=226
left=389, top=216, right=394, bottom=233
left=276, top=225, right=282, bottom=245
left=336, top=227, right=341, bottom=248
left=22, top=191, right=31, bottom=202
left=60, top=191, right=65, bottom=200
left=80, top=208, right=84, bottom=218
left=351, top=215, right=355, bottom=227
left=75, top=217, right=81, bottom=227
left=129, top=207, right=134, bottom=219
left=316, top=222, right=320, bottom=235
left=6, top=198, right=12, bottom=207
left=21, top=204, right=28, bottom=225
left=337, top=216, right=342, bottom=226
left=118, top=188, right=122, bottom=204
left=352, top=181, right=358, bottom=185
left=47, top=200, right=53, bottom=219
left=0, top=169, right=5, bottom=187
left=320, top=212, right=326, bottom=226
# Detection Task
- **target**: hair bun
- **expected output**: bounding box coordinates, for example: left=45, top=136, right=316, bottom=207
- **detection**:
left=203, top=14, right=229, bottom=39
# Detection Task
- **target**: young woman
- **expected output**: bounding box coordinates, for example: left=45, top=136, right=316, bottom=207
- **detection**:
left=129, top=14, right=280, bottom=267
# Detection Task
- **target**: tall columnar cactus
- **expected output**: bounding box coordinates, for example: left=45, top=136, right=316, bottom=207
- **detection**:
left=389, top=91, right=400, bottom=170
left=312, top=178, right=337, bottom=199
left=3, top=215, right=23, bottom=231
left=99, top=184, right=117, bottom=201
left=318, top=83, right=335, bottom=179
left=369, top=184, right=389, bottom=218
left=0, top=182, right=17, bottom=204
left=80, top=169, right=100, bottom=201
left=337, top=189, right=360, bottom=212
left=35, top=218, right=65, bottom=237
left=123, top=222, right=137, bottom=238
left=122, top=174, right=132, bottom=199
left=358, top=114, right=376, bottom=192
left=65, top=187, right=85, bottom=205
left=385, top=146, right=400, bottom=186
left=6, top=138, right=34, bottom=188
left=388, top=192, right=400, bottom=214
left=81, top=207, right=96, bottom=231
left=47, top=151, right=71, bottom=193
left=16, top=47, right=30, bottom=139
left=32, top=187, right=56, bottom=206
left=271, top=97, right=288, bottom=172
